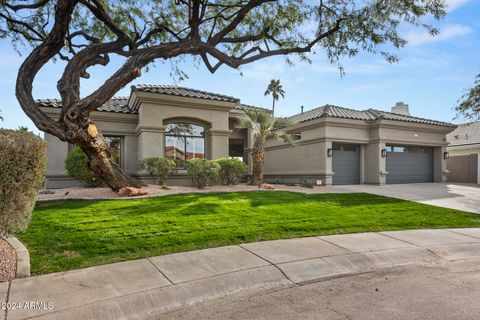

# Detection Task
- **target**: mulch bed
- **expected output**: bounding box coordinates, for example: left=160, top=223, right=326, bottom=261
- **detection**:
left=0, top=237, right=16, bottom=282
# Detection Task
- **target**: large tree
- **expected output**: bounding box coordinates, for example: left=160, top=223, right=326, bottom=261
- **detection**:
left=456, top=73, right=480, bottom=120
left=0, top=0, right=446, bottom=190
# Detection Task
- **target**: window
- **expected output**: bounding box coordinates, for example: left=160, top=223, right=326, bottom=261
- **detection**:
left=165, top=123, right=205, bottom=168
left=104, top=136, right=122, bottom=166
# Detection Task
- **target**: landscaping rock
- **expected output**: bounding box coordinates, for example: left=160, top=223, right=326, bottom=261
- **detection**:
left=0, top=237, right=16, bottom=282
left=259, top=183, right=275, bottom=190
left=118, top=187, right=149, bottom=197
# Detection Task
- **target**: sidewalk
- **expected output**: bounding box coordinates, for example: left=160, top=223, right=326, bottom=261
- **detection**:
left=3, top=228, right=480, bottom=320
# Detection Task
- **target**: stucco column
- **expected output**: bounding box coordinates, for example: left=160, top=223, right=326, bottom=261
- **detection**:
left=136, top=125, right=165, bottom=160
left=434, top=146, right=448, bottom=183
left=206, top=129, right=232, bottom=159
left=364, top=142, right=387, bottom=185
left=319, top=141, right=333, bottom=186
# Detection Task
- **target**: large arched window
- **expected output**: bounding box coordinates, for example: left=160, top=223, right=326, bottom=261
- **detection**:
left=165, top=123, right=205, bottom=168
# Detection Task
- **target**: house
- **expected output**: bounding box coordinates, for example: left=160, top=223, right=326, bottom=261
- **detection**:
left=446, top=122, right=480, bottom=184
left=39, top=86, right=456, bottom=188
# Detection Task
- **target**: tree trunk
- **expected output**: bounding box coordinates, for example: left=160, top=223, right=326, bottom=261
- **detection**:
left=70, top=118, right=143, bottom=191
left=271, top=98, right=275, bottom=117
left=250, top=136, right=266, bottom=185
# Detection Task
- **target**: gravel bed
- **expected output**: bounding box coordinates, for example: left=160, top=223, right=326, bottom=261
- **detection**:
left=37, top=184, right=352, bottom=201
left=0, top=238, right=16, bottom=282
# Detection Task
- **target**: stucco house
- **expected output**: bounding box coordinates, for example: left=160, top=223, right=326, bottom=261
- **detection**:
left=39, top=86, right=456, bottom=188
left=446, top=121, right=480, bottom=184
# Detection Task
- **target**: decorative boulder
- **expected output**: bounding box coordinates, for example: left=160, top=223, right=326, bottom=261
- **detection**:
left=118, top=187, right=149, bottom=197
left=259, top=183, right=275, bottom=190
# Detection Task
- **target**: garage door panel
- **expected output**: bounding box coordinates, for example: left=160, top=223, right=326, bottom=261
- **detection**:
left=333, top=144, right=360, bottom=185
left=386, top=146, right=433, bottom=184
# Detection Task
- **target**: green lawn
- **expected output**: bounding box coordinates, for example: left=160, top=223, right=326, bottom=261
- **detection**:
left=17, top=191, right=480, bottom=274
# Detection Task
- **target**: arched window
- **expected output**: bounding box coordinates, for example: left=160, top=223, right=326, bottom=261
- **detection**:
left=165, top=123, right=205, bottom=168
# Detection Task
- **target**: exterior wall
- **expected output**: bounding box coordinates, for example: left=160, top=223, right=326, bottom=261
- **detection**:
left=363, top=142, right=387, bottom=185
left=447, top=154, right=479, bottom=184
left=448, top=144, right=480, bottom=156
left=263, top=118, right=453, bottom=186
left=41, top=93, right=238, bottom=188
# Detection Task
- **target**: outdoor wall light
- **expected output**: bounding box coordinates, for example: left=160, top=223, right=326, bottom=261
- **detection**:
left=443, top=151, right=449, bottom=160
left=327, top=148, right=333, bottom=157
left=381, top=148, right=387, bottom=158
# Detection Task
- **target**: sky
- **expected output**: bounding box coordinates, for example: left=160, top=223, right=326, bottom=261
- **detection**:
left=0, top=0, right=479, bottom=135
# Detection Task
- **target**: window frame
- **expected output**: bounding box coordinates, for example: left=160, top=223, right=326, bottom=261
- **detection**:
left=103, top=135, right=123, bottom=167
left=164, top=122, right=206, bottom=169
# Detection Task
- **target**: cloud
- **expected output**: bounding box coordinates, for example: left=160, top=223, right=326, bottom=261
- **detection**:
left=444, top=0, right=471, bottom=11
left=405, top=24, right=472, bottom=46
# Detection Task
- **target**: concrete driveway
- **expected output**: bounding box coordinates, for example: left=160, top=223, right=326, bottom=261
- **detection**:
left=337, top=183, right=480, bottom=213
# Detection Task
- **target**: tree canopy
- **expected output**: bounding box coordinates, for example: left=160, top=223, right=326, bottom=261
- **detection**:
left=0, top=0, right=447, bottom=190
left=456, top=73, right=480, bottom=120
left=0, top=0, right=446, bottom=138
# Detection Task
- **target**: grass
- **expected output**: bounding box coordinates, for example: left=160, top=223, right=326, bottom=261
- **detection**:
left=17, top=191, right=480, bottom=274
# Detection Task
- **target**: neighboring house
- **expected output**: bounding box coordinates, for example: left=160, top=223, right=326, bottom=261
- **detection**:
left=39, top=87, right=456, bottom=188
left=446, top=122, right=480, bottom=184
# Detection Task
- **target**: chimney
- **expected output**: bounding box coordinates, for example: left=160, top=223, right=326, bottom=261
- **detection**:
left=391, top=102, right=410, bottom=116
left=301, top=105, right=304, bottom=114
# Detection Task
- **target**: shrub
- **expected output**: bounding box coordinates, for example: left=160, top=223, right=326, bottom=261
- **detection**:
left=215, top=158, right=248, bottom=185
left=65, top=147, right=102, bottom=187
left=301, top=177, right=315, bottom=189
left=139, top=157, right=176, bottom=185
left=0, top=129, right=47, bottom=236
left=186, top=158, right=220, bottom=189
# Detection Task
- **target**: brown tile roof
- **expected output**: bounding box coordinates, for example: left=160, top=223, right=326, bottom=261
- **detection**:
left=447, top=121, right=480, bottom=146
left=289, top=105, right=455, bottom=127
left=36, top=97, right=136, bottom=114
left=132, top=85, right=240, bottom=103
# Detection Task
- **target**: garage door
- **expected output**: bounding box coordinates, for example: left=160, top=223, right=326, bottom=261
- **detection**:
left=386, top=145, right=433, bottom=184
left=332, top=143, right=360, bottom=185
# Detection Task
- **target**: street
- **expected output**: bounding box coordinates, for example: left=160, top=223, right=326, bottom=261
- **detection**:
left=159, top=259, right=480, bottom=320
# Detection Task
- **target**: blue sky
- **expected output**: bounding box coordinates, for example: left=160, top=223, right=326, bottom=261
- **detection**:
left=1, top=0, right=479, bottom=135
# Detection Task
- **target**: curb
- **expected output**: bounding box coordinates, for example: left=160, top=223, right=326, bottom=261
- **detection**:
left=6, top=237, right=30, bottom=278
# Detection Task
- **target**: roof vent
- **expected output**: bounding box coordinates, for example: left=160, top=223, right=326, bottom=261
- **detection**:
left=391, top=102, right=410, bottom=116
left=301, top=105, right=304, bottom=114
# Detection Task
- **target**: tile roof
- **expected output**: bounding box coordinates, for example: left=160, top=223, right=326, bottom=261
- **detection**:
left=37, top=97, right=136, bottom=114
left=236, top=103, right=272, bottom=113
left=447, top=121, right=480, bottom=146
left=132, top=85, right=240, bottom=103
left=289, top=105, right=455, bottom=127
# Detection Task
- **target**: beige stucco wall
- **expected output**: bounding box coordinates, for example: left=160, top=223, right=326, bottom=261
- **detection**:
left=41, top=94, right=248, bottom=188
left=448, top=144, right=480, bottom=156
left=264, top=118, right=453, bottom=186
left=133, top=93, right=234, bottom=164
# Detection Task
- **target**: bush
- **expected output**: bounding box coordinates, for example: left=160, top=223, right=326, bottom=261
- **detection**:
left=301, top=177, right=315, bottom=189
left=0, top=129, right=47, bottom=236
left=65, top=147, right=102, bottom=187
left=215, top=158, right=248, bottom=185
left=139, top=157, right=176, bottom=185
left=186, top=158, right=220, bottom=189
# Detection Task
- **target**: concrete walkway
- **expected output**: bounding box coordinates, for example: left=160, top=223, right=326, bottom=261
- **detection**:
left=3, top=228, right=480, bottom=320
left=339, top=183, right=480, bottom=213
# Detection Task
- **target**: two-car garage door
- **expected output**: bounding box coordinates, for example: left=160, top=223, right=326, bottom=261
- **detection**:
left=386, top=145, right=434, bottom=184
left=332, top=143, right=434, bottom=185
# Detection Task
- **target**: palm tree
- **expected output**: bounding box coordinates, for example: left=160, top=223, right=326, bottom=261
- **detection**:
left=264, top=79, right=285, bottom=117
left=237, top=108, right=294, bottom=185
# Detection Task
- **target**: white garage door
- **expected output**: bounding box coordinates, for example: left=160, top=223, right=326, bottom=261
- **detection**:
left=332, top=143, right=360, bottom=185
left=386, top=145, right=433, bottom=184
